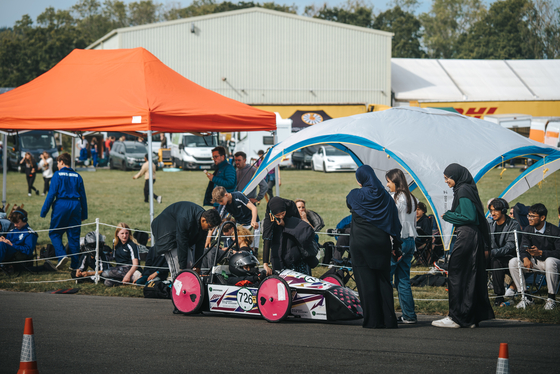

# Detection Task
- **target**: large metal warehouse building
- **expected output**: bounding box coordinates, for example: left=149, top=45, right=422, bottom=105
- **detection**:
left=88, top=7, right=393, bottom=123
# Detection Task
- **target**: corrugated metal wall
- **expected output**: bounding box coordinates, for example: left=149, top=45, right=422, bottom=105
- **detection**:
left=93, top=9, right=391, bottom=106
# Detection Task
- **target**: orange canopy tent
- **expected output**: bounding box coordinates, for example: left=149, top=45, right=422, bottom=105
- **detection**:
left=0, top=47, right=276, bottom=132
left=0, top=47, right=277, bottom=222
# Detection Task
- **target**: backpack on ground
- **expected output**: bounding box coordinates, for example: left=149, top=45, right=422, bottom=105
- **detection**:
left=143, top=280, right=171, bottom=299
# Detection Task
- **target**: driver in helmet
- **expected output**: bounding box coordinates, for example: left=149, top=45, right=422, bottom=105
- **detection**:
left=72, top=231, right=110, bottom=283
left=224, top=250, right=267, bottom=286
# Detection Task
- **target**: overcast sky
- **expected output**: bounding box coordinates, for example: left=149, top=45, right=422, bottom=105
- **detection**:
left=1, top=0, right=435, bottom=28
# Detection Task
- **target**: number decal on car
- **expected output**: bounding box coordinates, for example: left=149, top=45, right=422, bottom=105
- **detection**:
left=236, top=288, right=254, bottom=311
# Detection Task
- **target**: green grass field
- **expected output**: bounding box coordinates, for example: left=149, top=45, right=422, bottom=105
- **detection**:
left=2, top=166, right=560, bottom=323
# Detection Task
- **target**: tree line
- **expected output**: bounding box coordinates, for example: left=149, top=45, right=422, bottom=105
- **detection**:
left=0, top=0, right=558, bottom=87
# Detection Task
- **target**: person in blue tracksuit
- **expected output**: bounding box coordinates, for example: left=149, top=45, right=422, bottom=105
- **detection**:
left=40, top=153, right=88, bottom=270
left=0, top=208, right=38, bottom=263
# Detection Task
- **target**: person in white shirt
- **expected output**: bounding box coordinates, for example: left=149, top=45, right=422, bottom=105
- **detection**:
left=133, top=154, right=162, bottom=204
left=386, top=168, right=418, bottom=324
left=38, top=151, right=54, bottom=196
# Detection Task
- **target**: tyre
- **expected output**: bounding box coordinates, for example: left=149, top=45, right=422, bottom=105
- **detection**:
left=257, top=275, right=291, bottom=322
left=311, top=160, right=315, bottom=171
left=121, top=160, right=127, bottom=171
left=320, top=273, right=344, bottom=287
left=171, top=270, right=205, bottom=315
left=323, top=162, right=328, bottom=173
left=109, top=159, right=114, bottom=169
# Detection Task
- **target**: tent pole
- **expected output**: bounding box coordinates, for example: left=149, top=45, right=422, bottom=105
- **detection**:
left=71, top=135, right=76, bottom=170
left=2, top=134, right=7, bottom=206
left=147, top=131, right=154, bottom=225
left=274, top=131, right=280, bottom=197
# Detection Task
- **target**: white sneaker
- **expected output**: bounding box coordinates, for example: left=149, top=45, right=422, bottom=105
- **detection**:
left=504, top=288, right=517, bottom=298
left=544, top=298, right=556, bottom=310
left=432, top=317, right=460, bottom=328
left=157, top=196, right=162, bottom=204
left=56, top=256, right=69, bottom=270
left=41, top=193, right=45, bottom=196
left=515, top=297, right=534, bottom=309
left=28, top=193, right=31, bottom=197
left=43, top=259, right=58, bottom=272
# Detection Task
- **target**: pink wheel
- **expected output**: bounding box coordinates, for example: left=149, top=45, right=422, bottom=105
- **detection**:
left=171, top=270, right=204, bottom=314
left=257, top=275, right=291, bottom=322
left=321, top=274, right=343, bottom=287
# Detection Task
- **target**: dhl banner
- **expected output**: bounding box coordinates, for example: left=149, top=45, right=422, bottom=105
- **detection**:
left=412, top=101, right=560, bottom=119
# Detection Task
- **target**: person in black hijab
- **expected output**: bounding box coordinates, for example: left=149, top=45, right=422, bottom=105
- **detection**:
left=346, top=165, right=402, bottom=329
left=432, top=163, right=494, bottom=328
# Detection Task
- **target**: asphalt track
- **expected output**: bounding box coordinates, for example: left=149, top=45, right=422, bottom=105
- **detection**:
left=0, top=290, right=558, bottom=374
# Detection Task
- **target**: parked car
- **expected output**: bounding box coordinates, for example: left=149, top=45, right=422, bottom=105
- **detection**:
left=311, top=145, right=357, bottom=173
left=292, top=146, right=317, bottom=169
left=6, top=130, right=60, bottom=172
left=109, top=141, right=148, bottom=171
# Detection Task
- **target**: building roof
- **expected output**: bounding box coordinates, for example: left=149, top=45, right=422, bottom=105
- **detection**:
left=392, top=58, right=560, bottom=102
left=88, top=7, right=393, bottom=49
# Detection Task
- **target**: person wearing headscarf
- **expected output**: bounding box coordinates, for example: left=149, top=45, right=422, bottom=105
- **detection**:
left=346, top=165, right=403, bottom=329
left=261, top=196, right=315, bottom=275
left=432, top=163, right=494, bottom=328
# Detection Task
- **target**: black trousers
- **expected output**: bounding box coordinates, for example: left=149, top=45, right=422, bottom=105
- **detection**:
left=26, top=174, right=37, bottom=193
left=353, top=266, right=397, bottom=329
left=491, top=256, right=512, bottom=299
left=43, top=177, right=51, bottom=194
left=143, top=179, right=158, bottom=202
left=448, top=225, right=495, bottom=327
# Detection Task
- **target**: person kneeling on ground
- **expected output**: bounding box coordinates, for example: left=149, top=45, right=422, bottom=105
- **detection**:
left=72, top=231, right=110, bottom=283
left=102, top=223, right=141, bottom=286
left=0, top=208, right=39, bottom=271
left=134, top=245, right=170, bottom=285
left=508, top=203, right=560, bottom=310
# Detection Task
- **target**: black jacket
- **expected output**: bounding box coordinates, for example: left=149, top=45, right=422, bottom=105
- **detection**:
left=489, top=216, right=521, bottom=258
left=279, top=216, right=317, bottom=268
left=151, top=201, right=208, bottom=269
left=142, top=246, right=169, bottom=279
left=520, top=222, right=560, bottom=262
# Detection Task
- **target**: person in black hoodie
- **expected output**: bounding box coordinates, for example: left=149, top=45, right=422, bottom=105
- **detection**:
left=134, top=245, right=169, bottom=285
left=151, top=201, right=221, bottom=278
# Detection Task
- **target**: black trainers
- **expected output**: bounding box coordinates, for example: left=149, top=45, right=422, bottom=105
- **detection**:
left=397, top=316, right=417, bottom=324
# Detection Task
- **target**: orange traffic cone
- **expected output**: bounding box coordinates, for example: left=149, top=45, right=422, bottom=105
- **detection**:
left=17, top=318, right=39, bottom=374
left=496, top=343, right=509, bottom=374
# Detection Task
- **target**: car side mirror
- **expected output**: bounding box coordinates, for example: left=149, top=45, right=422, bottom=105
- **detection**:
left=179, top=144, right=184, bottom=150
left=57, top=145, right=62, bottom=151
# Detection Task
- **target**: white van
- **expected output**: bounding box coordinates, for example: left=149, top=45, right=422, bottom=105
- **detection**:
left=170, top=133, right=218, bottom=170
left=233, top=113, right=293, bottom=167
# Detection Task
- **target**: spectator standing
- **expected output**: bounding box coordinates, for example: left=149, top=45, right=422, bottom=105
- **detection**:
left=19, top=152, right=39, bottom=196
left=91, top=138, right=99, bottom=167
left=160, top=133, right=167, bottom=149
left=508, top=203, right=560, bottom=310
left=433, top=163, right=494, bottom=328
left=346, top=165, right=402, bottom=329
left=40, top=153, right=88, bottom=270
left=133, top=154, right=162, bottom=204
left=234, top=151, right=267, bottom=204
left=203, top=146, right=237, bottom=206
left=38, top=151, right=53, bottom=196
left=487, top=198, right=520, bottom=306
left=104, top=136, right=113, bottom=159
left=386, top=168, right=418, bottom=324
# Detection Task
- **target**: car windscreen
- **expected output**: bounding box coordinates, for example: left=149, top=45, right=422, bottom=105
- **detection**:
left=125, top=144, right=147, bottom=153
left=183, top=135, right=215, bottom=147
left=325, top=146, right=348, bottom=156
left=20, top=134, right=56, bottom=150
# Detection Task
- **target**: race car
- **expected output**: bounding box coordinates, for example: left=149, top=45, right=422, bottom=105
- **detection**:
left=170, top=223, right=362, bottom=323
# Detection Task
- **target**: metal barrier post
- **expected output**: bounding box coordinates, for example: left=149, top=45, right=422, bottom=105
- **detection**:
left=95, top=218, right=100, bottom=284
left=513, top=229, right=526, bottom=308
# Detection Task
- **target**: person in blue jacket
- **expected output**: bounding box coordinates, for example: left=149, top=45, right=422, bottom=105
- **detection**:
left=40, top=153, right=88, bottom=270
left=203, top=146, right=237, bottom=206
left=0, top=208, right=38, bottom=264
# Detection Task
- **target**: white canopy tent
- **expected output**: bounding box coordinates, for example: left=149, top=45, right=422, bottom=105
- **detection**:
left=243, top=107, right=560, bottom=249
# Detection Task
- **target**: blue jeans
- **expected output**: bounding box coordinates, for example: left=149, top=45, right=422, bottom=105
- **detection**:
left=391, top=237, right=417, bottom=321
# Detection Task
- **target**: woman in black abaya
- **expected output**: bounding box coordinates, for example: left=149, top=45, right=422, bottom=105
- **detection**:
left=346, top=165, right=402, bottom=329
left=432, top=163, right=494, bottom=328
